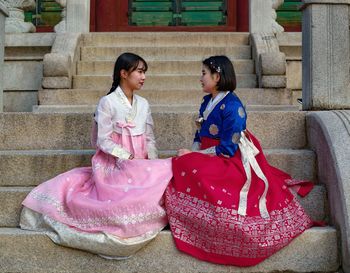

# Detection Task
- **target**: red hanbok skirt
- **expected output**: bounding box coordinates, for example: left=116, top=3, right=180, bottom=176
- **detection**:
left=165, top=132, right=313, bottom=266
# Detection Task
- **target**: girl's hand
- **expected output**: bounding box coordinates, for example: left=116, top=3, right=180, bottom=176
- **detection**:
left=177, top=149, right=191, bottom=156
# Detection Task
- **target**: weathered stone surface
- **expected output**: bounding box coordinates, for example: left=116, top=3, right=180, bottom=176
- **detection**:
left=0, top=149, right=315, bottom=187
left=77, top=59, right=254, bottom=75
left=260, top=52, right=286, bottom=75
left=262, top=75, right=286, bottom=88
left=80, top=46, right=252, bottom=61
left=38, top=88, right=295, bottom=106
left=0, top=149, right=93, bottom=186
left=302, top=2, right=350, bottom=109
left=251, top=33, right=286, bottom=89
left=0, top=3, right=7, bottom=112
left=286, top=61, right=302, bottom=90
left=0, top=228, right=339, bottom=273
left=83, top=32, right=249, bottom=47
left=4, top=32, right=55, bottom=47
left=4, top=61, right=42, bottom=90
left=307, top=110, right=350, bottom=273
left=3, top=90, right=37, bottom=112
left=42, top=76, right=71, bottom=89
left=41, top=33, right=82, bottom=89
left=73, top=74, right=257, bottom=90
left=0, top=187, right=30, bottom=226
left=43, top=53, right=71, bottom=77
left=0, top=111, right=307, bottom=151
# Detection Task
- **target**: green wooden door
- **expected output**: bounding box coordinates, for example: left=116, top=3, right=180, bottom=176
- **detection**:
left=129, top=0, right=227, bottom=26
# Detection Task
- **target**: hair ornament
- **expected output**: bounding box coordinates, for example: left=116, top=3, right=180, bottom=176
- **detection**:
left=210, top=61, right=221, bottom=73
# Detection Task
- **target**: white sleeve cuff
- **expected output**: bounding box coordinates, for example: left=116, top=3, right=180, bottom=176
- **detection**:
left=197, top=146, right=216, bottom=155
left=191, top=142, right=201, bottom=151
left=111, top=146, right=131, bottom=160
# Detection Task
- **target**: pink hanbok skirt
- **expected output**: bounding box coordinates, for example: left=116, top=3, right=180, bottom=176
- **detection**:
left=20, top=132, right=172, bottom=258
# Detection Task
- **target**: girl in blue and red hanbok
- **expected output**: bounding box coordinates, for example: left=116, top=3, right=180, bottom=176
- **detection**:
left=165, top=55, right=313, bottom=266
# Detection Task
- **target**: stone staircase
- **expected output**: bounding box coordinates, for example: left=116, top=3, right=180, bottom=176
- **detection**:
left=0, top=32, right=339, bottom=272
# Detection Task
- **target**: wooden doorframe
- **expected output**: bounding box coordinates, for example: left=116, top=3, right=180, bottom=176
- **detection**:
left=91, top=0, right=247, bottom=32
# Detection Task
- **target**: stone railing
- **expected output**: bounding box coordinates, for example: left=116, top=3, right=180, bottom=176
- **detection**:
left=250, top=0, right=286, bottom=88
left=2, top=0, right=35, bottom=33
left=42, top=33, right=82, bottom=89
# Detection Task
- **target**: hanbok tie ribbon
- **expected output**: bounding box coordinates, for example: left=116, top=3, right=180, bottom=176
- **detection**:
left=237, top=131, right=270, bottom=219
left=116, top=121, right=136, bottom=153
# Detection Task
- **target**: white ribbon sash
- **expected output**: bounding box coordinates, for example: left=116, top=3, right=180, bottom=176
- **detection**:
left=237, top=131, right=270, bottom=219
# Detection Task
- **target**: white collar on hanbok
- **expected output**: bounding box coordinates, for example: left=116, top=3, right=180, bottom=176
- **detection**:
left=203, top=91, right=230, bottom=120
left=114, top=86, right=138, bottom=123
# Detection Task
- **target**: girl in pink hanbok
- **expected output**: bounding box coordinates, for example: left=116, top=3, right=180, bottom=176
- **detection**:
left=20, top=52, right=172, bottom=258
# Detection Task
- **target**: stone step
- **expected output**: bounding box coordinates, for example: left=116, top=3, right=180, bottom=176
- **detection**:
left=0, top=184, right=326, bottom=228
left=0, top=227, right=338, bottom=273
left=76, top=59, right=255, bottom=75
left=33, top=104, right=300, bottom=113
left=73, top=74, right=257, bottom=89
left=80, top=46, right=252, bottom=61
left=82, top=32, right=250, bottom=47
left=0, top=111, right=307, bottom=150
left=277, top=32, right=302, bottom=61
left=38, top=88, right=297, bottom=106
left=0, top=149, right=316, bottom=187
left=279, top=45, right=301, bottom=61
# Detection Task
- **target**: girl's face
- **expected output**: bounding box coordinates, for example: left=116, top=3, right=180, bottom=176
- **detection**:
left=200, top=65, right=220, bottom=94
left=121, top=61, right=146, bottom=91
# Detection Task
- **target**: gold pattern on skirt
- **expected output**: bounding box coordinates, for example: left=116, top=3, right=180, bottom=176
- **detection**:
left=166, top=189, right=312, bottom=259
left=238, top=106, right=246, bottom=118
left=232, top=132, right=241, bottom=144
left=28, top=189, right=166, bottom=228
left=209, top=124, right=219, bottom=135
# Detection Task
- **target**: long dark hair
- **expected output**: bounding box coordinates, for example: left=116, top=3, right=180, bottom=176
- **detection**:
left=202, top=55, right=236, bottom=91
left=107, top=52, right=148, bottom=95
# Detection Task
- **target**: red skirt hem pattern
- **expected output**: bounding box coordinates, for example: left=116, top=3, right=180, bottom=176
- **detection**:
left=165, top=133, right=313, bottom=266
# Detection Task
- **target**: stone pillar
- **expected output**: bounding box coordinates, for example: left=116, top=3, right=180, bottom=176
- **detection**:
left=54, top=0, right=66, bottom=33
left=249, top=0, right=284, bottom=34
left=55, top=0, right=90, bottom=33
left=0, top=1, right=8, bottom=112
left=302, top=0, right=350, bottom=110
left=3, top=0, right=35, bottom=33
